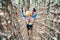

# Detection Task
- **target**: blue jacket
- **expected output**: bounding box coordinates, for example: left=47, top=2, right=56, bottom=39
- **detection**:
left=22, top=12, right=37, bottom=18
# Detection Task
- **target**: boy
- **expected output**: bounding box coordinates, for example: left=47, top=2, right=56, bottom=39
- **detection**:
left=22, top=8, right=37, bottom=37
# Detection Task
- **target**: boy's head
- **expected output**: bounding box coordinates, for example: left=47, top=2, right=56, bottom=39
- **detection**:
left=26, top=11, right=31, bottom=17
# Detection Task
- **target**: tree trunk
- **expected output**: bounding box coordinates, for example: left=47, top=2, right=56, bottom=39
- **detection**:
left=25, top=0, right=30, bottom=11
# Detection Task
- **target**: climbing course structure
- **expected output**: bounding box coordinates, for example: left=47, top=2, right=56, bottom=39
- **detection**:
left=32, top=0, right=60, bottom=40
left=0, top=0, right=60, bottom=40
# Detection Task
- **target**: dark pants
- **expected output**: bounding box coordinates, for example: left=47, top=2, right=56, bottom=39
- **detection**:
left=26, top=24, right=33, bottom=30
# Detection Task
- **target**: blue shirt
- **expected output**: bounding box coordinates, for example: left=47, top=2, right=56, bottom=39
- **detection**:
left=22, top=12, right=37, bottom=18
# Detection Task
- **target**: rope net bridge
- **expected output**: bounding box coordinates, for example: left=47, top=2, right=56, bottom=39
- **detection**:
left=0, top=0, right=60, bottom=40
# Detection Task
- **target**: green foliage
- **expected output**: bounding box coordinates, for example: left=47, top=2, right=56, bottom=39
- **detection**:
left=57, top=0, right=60, bottom=3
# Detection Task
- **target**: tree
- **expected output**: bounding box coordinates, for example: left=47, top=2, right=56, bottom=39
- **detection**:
left=25, top=0, right=30, bottom=11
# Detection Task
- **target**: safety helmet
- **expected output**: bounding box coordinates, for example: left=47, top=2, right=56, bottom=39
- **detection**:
left=26, top=11, right=31, bottom=17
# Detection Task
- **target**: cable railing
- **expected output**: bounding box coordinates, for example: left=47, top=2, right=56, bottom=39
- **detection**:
left=32, top=0, right=60, bottom=40
left=0, top=2, right=26, bottom=40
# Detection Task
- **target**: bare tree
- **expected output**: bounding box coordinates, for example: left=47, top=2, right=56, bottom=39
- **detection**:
left=25, top=0, right=30, bottom=11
